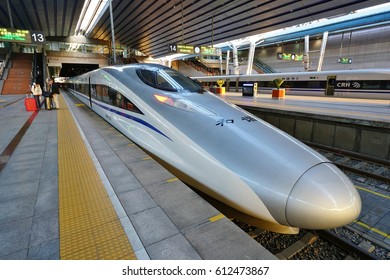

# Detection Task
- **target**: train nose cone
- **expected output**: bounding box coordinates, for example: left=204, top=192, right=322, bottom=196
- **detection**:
left=286, top=163, right=361, bottom=229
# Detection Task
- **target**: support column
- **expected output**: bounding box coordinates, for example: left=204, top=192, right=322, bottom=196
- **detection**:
left=246, top=41, right=256, bottom=75
left=232, top=45, right=239, bottom=75
left=109, top=0, right=116, bottom=64
left=219, top=53, right=223, bottom=75
left=303, top=35, right=310, bottom=71
left=317, top=31, right=328, bottom=71
left=225, top=50, right=230, bottom=75
left=6, top=0, right=14, bottom=28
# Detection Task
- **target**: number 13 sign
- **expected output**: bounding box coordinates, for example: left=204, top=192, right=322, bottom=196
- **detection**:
left=30, top=31, right=46, bottom=44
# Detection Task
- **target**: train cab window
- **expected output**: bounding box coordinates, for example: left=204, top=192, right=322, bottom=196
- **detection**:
left=137, top=68, right=203, bottom=93
left=156, top=73, right=176, bottom=91
left=164, top=69, right=202, bottom=93
left=138, top=69, right=155, bottom=85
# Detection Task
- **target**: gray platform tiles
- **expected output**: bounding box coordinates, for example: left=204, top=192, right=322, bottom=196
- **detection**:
left=2, top=91, right=389, bottom=260
left=0, top=98, right=59, bottom=259
left=0, top=93, right=275, bottom=260
left=62, top=91, right=276, bottom=260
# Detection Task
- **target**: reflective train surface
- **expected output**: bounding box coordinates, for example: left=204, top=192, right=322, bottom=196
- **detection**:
left=67, top=64, right=361, bottom=234
left=192, top=69, right=390, bottom=100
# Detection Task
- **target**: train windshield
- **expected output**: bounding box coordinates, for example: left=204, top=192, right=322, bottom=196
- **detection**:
left=136, top=68, right=204, bottom=93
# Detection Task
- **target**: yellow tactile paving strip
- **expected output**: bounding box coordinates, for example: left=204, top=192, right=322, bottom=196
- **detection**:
left=57, top=94, right=136, bottom=260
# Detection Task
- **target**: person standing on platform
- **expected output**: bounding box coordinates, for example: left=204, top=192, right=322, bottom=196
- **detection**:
left=49, top=78, right=60, bottom=109
left=30, top=82, right=42, bottom=108
left=44, top=78, right=53, bottom=110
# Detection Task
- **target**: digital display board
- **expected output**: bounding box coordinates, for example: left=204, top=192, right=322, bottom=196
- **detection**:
left=277, top=53, right=303, bottom=61
left=201, top=46, right=221, bottom=56
left=338, top=57, right=352, bottom=64
left=169, top=44, right=221, bottom=56
left=168, top=44, right=194, bottom=54
left=0, top=28, right=46, bottom=44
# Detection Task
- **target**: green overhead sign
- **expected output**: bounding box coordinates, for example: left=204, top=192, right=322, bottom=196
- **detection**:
left=169, top=43, right=221, bottom=56
left=0, top=28, right=46, bottom=44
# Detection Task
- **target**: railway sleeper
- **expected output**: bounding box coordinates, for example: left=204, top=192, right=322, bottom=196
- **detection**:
left=275, top=232, right=318, bottom=260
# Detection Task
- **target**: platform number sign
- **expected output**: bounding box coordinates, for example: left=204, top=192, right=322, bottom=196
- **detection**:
left=168, top=43, right=195, bottom=54
left=30, top=31, right=46, bottom=44
left=169, top=44, right=177, bottom=53
left=0, top=28, right=45, bottom=44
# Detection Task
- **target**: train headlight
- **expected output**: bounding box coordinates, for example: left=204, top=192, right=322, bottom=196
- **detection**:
left=154, top=94, right=216, bottom=116
left=154, top=94, right=175, bottom=106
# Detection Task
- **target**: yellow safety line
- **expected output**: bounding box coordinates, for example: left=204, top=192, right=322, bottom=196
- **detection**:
left=355, top=185, right=390, bottom=199
left=209, top=213, right=225, bottom=222
left=58, top=95, right=136, bottom=260
left=166, top=177, right=179, bottom=183
left=354, top=220, right=390, bottom=239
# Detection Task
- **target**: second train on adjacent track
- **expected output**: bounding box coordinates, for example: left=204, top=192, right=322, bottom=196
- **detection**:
left=192, top=69, right=390, bottom=99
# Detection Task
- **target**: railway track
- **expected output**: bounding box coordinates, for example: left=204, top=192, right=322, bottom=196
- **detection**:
left=307, top=142, right=390, bottom=187
left=233, top=220, right=385, bottom=260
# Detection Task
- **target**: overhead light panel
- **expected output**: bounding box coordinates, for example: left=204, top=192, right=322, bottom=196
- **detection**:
left=75, top=0, right=109, bottom=36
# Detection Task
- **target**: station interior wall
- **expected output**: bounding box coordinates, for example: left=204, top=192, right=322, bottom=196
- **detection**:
left=256, top=24, right=390, bottom=73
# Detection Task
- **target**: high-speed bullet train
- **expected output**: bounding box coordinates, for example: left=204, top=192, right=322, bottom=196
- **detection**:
left=67, top=63, right=361, bottom=234
left=192, top=69, right=390, bottom=100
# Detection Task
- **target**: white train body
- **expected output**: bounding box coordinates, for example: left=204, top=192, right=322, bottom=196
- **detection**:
left=68, top=64, right=361, bottom=234
left=192, top=69, right=390, bottom=100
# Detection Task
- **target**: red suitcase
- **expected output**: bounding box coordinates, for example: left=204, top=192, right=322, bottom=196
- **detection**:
left=24, top=96, right=37, bottom=111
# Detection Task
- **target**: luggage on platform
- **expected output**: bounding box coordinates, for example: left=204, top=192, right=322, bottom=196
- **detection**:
left=24, top=95, right=37, bottom=111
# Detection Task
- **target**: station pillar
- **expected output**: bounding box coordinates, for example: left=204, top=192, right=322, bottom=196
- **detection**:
left=246, top=41, right=256, bottom=75
left=232, top=45, right=239, bottom=75
left=317, top=31, right=329, bottom=71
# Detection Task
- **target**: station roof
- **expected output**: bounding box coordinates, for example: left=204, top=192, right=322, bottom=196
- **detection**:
left=0, top=0, right=389, bottom=58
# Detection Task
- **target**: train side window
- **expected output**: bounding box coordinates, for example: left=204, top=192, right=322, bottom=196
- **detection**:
left=107, top=86, right=143, bottom=114
left=91, top=84, right=97, bottom=99
left=123, top=96, right=142, bottom=114
left=108, top=87, right=117, bottom=105
left=362, top=81, right=380, bottom=89
left=95, top=84, right=109, bottom=103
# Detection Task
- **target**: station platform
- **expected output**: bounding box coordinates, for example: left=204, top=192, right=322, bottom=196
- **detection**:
left=221, top=92, right=390, bottom=124
left=0, top=92, right=276, bottom=260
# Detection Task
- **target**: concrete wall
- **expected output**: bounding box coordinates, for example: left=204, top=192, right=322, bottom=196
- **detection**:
left=46, top=51, right=109, bottom=68
left=240, top=106, right=390, bottom=160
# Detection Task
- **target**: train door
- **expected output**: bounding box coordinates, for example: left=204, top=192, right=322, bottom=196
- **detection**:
left=325, top=76, right=336, bottom=96
left=88, top=77, right=92, bottom=108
